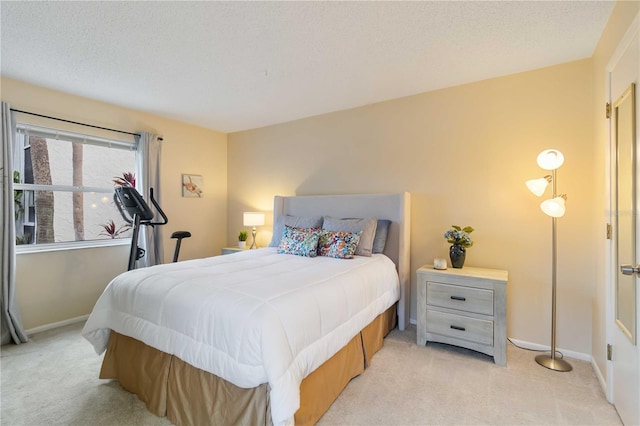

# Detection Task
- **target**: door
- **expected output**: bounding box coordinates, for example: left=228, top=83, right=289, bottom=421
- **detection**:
left=609, top=16, right=639, bottom=426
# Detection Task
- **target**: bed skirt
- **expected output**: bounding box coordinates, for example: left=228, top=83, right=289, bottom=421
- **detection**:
left=99, top=304, right=397, bottom=426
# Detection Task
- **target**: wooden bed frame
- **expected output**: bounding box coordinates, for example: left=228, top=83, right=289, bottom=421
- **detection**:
left=99, top=193, right=411, bottom=425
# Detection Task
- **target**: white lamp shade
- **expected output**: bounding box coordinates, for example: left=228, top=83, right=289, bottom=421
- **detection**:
left=540, top=196, right=566, bottom=217
left=526, top=177, right=550, bottom=197
left=243, top=212, right=265, bottom=227
left=536, top=149, right=564, bottom=170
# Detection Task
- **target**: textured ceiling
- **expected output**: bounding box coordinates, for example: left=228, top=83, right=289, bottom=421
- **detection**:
left=1, top=1, right=615, bottom=133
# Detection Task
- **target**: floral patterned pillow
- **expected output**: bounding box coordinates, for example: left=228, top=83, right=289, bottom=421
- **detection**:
left=277, top=225, right=321, bottom=257
left=317, top=230, right=362, bottom=259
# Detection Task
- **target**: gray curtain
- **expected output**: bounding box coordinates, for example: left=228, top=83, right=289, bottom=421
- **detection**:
left=135, top=132, right=163, bottom=267
left=1, top=102, right=28, bottom=345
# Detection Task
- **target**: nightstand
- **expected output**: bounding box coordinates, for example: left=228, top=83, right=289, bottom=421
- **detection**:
left=416, top=265, right=508, bottom=365
left=221, top=247, right=247, bottom=255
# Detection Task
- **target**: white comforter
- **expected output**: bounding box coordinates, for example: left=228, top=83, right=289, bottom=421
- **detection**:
left=82, top=248, right=399, bottom=425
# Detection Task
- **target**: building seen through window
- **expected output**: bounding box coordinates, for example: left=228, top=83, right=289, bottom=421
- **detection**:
left=13, top=125, right=136, bottom=247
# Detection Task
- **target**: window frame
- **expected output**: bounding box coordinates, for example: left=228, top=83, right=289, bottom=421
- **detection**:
left=14, top=123, right=138, bottom=253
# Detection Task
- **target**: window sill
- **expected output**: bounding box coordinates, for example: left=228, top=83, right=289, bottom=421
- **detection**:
left=16, top=238, right=131, bottom=254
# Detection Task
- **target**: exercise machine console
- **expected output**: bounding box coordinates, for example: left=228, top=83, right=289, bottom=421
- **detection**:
left=114, top=186, right=190, bottom=270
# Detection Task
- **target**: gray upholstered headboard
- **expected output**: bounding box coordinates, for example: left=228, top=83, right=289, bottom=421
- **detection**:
left=273, top=193, right=411, bottom=330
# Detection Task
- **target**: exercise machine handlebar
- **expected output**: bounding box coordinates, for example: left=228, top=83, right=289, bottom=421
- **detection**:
left=114, top=186, right=170, bottom=271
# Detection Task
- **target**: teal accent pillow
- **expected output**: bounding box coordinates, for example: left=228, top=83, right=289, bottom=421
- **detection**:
left=277, top=225, right=320, bottom=257
left=317, top=230, right=362, bottom=259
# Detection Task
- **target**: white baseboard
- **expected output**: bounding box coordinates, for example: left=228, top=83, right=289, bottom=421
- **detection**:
left=25, top=314, right=89, bottom=336
left=508, top=339, right=609, bottom=395
left=507, top=337, right=591, bottom=362
left=591, top=356, right=610, bottom=399
left=411, top=322, right=605, bottom=390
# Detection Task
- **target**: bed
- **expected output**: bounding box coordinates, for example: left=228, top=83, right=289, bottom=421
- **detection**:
left=82, top=193, right=411, bottom=425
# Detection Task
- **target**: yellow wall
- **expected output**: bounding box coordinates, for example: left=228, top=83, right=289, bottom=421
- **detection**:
left=591, top=1, right=640, bottom=382
left=3, top=1, right=637, bottom=359
left=2, top=77, right=228, bottom=329
left=228, top=59, right=596, bottom=353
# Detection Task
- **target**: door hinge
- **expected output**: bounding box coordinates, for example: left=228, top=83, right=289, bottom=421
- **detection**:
left=607, top=344, right=612, bottom=361
left=606, top=223, right=612, bottom=239
left=606, top=102, right=611, bottom=119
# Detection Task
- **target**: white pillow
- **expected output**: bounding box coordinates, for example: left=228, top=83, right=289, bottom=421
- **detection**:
left=322, top=216, right=377, bottom=257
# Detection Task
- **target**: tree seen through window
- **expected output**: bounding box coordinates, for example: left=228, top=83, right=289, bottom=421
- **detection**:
left=13, top=125, right=136, bottom=246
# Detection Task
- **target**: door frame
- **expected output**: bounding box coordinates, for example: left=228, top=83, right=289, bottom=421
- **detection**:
left=605, top=12, right=639, bottom=404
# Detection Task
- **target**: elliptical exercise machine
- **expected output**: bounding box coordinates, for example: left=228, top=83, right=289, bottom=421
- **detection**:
left=114, top=186, right=191, bottom=271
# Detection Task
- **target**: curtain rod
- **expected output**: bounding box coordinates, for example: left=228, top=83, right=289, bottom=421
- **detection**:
left=10, top=108, right=163, bottom=141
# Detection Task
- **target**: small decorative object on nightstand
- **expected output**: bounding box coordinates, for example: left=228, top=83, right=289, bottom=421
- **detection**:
left=417, top=264, right=508, bottom=365
left=238, top=230, right=248, bottom=248
left=433, top=258, right=447, bottom=270
left=443, top=225, right=474, bottom=268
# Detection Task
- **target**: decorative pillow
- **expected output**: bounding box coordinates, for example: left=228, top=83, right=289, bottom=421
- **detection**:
left=269, top=215, right=324, bottom=247
left=277, top=225, right=320, bottom=257
left=317, top=230, right=362, bottom=259
left=322, top=216, right=377, bottom=257
left=372, top=219, right=392, bottom=254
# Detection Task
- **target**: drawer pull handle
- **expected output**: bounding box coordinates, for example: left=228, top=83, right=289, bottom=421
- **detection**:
left=450, top=296, right=466, bottom=301
left=450, top=325, right=466, bottom=331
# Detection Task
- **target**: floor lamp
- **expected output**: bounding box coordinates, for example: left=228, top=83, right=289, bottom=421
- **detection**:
left=526, top=149, right=572, bottom=372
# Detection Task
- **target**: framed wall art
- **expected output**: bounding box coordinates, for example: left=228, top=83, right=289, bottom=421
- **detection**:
left=182, top=174, right=203, bottom=198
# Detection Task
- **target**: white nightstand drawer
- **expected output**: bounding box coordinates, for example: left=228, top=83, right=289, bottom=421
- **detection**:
left=426, top=309, right=493, bottom=346
left=427, top=282, right=494, bottom=316
left=417, top=265, right=508, bottom=365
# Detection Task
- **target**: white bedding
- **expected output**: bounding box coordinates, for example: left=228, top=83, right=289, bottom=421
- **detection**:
left=82, top=247, right=400, bottom=425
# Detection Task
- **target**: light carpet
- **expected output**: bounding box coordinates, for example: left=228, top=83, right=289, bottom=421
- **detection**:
left=0, top=322, right=622, bottom=425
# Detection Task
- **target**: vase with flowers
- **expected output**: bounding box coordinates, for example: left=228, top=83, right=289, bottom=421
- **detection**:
left=444, top=225, right=474, bottom=268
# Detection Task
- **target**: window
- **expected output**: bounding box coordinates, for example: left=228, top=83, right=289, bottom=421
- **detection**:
left=13, top=124, right=137, bottom=249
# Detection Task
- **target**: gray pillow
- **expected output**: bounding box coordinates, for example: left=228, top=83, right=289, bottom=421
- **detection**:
left=322, top=216, right=377, bottom=257
left=269, top=215, right=324, bottom=247
left=372, top=219, right=392, bottom=254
